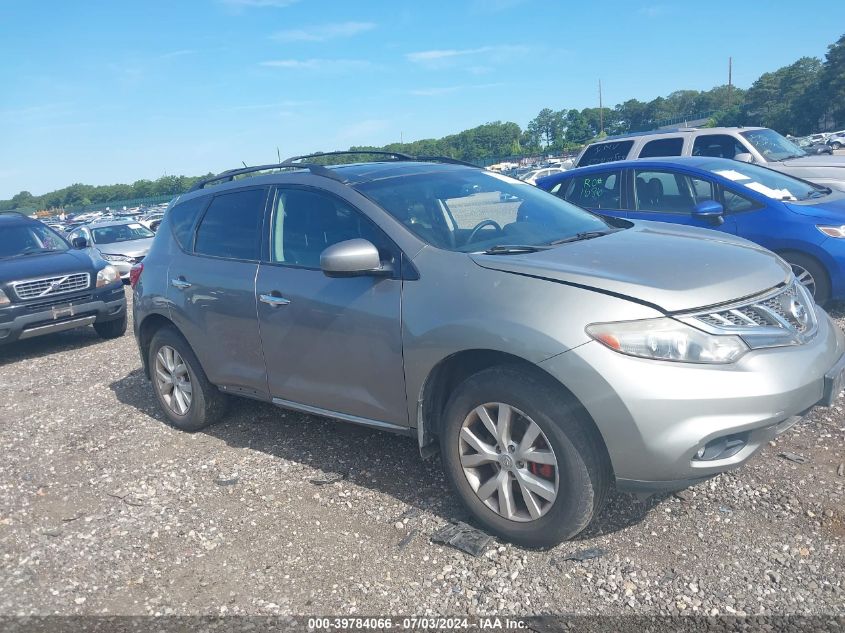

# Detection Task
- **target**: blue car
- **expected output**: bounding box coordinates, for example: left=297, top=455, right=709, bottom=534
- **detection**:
left=536, top=156, right=845, bottom=304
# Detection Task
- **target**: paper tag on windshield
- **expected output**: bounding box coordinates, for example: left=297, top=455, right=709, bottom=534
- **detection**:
left=128, top=223, right=143, bottom=229
left=713, top=169, right=748, bottom=182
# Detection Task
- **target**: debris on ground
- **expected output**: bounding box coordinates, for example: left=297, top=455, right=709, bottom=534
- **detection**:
left=778, top=451, right=808, bottom=464
left=430, top=521, right=493, bottom=557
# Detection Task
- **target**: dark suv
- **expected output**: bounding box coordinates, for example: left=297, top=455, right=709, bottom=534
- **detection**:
left=0, top=212, right=127, bottom=344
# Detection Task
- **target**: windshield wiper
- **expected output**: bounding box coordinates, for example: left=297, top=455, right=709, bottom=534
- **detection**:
left=481, top=244, right=553, bottom=255
left=548, top=230, right=617, bottom=245
left=778, top=154, right=805, bottom=161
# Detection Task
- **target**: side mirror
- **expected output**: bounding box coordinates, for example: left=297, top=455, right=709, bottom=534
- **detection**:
left=320, top=239, right=391, bottom=277
left=734, top=152, right=754, bottom=163
left=71, top=236, right=88, bottom=249
left=692, top=200, right=725, bottom=226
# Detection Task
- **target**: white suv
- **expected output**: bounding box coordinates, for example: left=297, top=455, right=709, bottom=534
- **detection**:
left=575, top=127, right=845, bottom=189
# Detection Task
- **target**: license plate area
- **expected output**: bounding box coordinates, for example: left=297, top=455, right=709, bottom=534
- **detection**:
left=51, top=304, right=75, bottom=320
left=821, top=355, right=845, bottom=406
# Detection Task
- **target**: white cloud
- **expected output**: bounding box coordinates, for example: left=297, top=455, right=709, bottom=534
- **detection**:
left=273, top=21, right=376, bottom=42
left=406, top=45, right=527, bottom=66
left=260, top=59, right=372, bottom=71
left=409, top=83, right=505, bottom=97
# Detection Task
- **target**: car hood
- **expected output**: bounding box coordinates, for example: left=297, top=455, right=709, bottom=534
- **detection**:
left=778, top=154, right=845, bottom=168
left=0, top=249, right=96, bottom=284
left=95, top=238, right=153, bottom=257
left=783, top=190, right=845, bottom=220
left=469, top=222, right=791, bottom=313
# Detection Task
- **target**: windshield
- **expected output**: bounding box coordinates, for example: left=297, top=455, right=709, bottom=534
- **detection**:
left=91, top=223, right=155, bottom=244
left=355, top=169, right=612, bottom=252
left=701, top=159, right=827, bottom=201
left=740, top=129, right=807, bottom=161
left=0, top=223, right=70, bottom=258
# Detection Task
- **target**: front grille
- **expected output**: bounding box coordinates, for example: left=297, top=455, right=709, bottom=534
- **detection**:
left=12, top=273, right=90, bottom=300
left=25, top=294, right=93, bottom=312
left=684, top=281, right=817, bottom=349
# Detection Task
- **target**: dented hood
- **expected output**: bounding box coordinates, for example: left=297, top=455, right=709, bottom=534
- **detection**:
left=470, top=221, right=791, bottom=313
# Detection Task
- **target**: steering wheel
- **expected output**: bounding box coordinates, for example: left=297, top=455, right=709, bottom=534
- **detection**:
left=466, top=219, right=502, bottom=244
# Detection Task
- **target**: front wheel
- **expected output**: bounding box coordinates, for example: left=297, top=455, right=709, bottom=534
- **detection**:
left=782, top=253, right=830, bottom=306
left=94, top=312, right=127, bottom=339
left=439, top=366, right=610, bottom=548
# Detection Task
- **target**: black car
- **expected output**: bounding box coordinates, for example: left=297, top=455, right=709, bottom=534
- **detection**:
left=0, top=212, right=127, bottom=345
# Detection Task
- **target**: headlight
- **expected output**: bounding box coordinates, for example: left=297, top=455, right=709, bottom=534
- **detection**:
left=817, top=225, right=845, bottom=238
left=101, top=253, right=132, bottom=262
left=96, top=266, right=120, bottom=287
left=0, top=289, right=9, bottom=306
left=586, top=317, right=748, bottom=364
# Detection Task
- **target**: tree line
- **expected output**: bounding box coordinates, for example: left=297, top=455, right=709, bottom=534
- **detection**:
left=4, top=33, right=843, bottom=213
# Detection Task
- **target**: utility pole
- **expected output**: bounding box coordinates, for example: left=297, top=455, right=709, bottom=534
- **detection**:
left=727, top=57, right=733, bottom=108
left=599, top=79, right=604, bottom=135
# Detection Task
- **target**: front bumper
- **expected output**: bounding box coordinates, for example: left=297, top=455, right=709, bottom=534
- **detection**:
left=0, top=285, right=126, bottom=345
left=540, top=304, right=845, bottom=493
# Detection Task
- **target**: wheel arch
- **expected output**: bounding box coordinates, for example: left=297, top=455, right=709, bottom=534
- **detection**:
left=774, top=248, right=831, bottom=299
left=137, top=312, right=179, bottom=379
left=417, top=349, right=612, bottom=474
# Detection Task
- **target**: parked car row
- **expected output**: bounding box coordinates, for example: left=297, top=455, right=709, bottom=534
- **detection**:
left=574, top=126, right=845, bottom=190
left=127, top=152, right=845, bottom=548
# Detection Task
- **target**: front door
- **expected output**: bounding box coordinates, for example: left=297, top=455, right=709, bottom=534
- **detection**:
left=255, top=186, right=408, bottom=428
left=628, top=168, right=737, bottom=234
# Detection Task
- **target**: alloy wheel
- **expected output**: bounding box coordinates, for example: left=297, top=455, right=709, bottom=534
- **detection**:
left=154, top=345, right=193, bottom=415
left=791, top=263, right=817, bottom=298
left=459, top=402, right=559, bottom=522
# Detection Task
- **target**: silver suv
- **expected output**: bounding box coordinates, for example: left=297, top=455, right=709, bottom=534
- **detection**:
left=576, top=127, right=845, bottom=189
left=132, top=153, right=845, bottom=547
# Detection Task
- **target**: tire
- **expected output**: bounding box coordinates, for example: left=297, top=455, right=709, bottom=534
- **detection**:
left=439, top=365, right=610, bottom=548
left=781, top=252, right=830, bottom=306
left=148, top=326, right=228, bottom=432
left=93, top=312, right=127, bottom=339
left=831, top=141, right=842, bottom=150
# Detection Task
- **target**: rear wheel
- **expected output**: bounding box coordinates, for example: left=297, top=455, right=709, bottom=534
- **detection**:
left=439, top=366, right=610, bottom=548
left=148, top=327, right=227, bottom=431
left=781, top=252, right=830, bottom=305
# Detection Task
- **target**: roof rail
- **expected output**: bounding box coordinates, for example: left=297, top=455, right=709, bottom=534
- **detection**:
left=189, top=151, right=481, bottom=191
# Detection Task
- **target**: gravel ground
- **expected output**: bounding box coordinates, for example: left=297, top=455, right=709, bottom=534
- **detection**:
left=0, top=287, right=843, bottom=617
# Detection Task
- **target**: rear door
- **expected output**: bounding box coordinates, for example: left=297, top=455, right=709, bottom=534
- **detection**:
left=166, top=187, right=270, bottom=399
left=550, top=168, right=627, bottom=219
left=627, top=167, right=737, bottom=233
left=254, top=186, right=408, bottom=428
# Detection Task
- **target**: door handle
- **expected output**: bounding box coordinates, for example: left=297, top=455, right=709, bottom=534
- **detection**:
left=259, top=293, right=291, bottom=307
left=171, top=278, right=192, bottom=290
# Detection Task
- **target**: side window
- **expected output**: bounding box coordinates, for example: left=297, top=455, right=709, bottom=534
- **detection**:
left=692, top=134, right=748, bottom=159
left=577, top=141, right=634, bottom=167
left=194, top=188, right=265, bottom=261
left=168, top=196, right=208, bottom=250
left=561, top=171, right=622, bottom=209
left=722, top=188, right=759, bottom=213
left=638, top=137, right=684, bottom=158
left=634, top=170, right=713, bottom=213
left=272, top=188, right=395, bottom=269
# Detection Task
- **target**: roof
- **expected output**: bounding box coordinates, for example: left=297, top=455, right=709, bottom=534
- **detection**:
left=0, top=212, right=34, bottom=225
left=595, top=126, right=766, bottom=143
left=533, top=156, right=746, bottom=187
left=84, top=219, right=144, bottom=228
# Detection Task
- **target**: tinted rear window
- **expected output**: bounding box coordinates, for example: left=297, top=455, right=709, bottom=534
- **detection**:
left=194, top=188, right=266, bottom=261
left=638, top=137, right=683, bottom=158
left=168, top=196, right=208, bottom=250
left=578, top=141, right=634, bottom=166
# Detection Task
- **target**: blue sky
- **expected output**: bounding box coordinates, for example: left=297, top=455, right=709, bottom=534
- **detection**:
left=1, top=0, right=844, bottom=198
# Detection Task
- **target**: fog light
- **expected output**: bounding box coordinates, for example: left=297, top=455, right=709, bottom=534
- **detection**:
left=693, top=432, right=749, bottom=461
